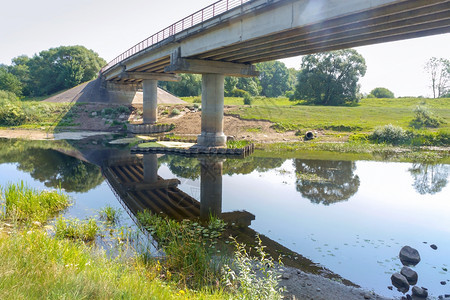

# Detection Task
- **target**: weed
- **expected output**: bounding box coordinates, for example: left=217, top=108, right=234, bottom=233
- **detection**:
left=370, top=124, right=408, bottom=145
left=227, top=140, right=251, bottom=149
left=99, top=205, right=122, bottom=224
left=222, top=235, right=284, bottom=300
left=410, top=106, right=444, bottom=129
left=243, top=93, right=253, bottom=105
left=55, top=217, right=99, bottom=242
left=171, top=108, right=181, bottom=116
left=0, top=182, right=71, bottom=224
left=137, top=211, right=226, bottom=289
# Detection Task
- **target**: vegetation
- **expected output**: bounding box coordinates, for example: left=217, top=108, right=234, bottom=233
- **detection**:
left=425, top=57, right=449, bottom=98
left=369, top=87, right=394, bottom=98
left=0, top=182, right=71, bottom=224
left=370, top=124, right=408, bottom=145
left=2, top=46, right=106, bottom=97
left=99, top=205, right=122, bottom=225
left=294, top=49, right=366, bottom=105
left=410, top=105, right=444, bottom=129
left=159, top=73, right=202, bottom=97
left=55, top=217, right=99, bottom=242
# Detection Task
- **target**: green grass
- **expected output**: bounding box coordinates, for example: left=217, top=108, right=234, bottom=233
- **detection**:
left=55, top=217, right=99, bottom=242
left=99, top=205, right=122, bottom=224
left=227, top=97, right=450, bottom=133
left=0, top=182, right=71, bottom=224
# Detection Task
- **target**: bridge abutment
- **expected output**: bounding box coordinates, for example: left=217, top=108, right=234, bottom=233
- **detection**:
left=197, top=74, right=227, bottom=147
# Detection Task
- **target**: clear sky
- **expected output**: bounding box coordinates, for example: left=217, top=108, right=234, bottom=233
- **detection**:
left=1, top=0, right=449, bottom=97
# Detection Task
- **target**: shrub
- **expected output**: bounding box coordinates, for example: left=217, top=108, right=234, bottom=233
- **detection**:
left=0, top=90, right=19, bottom=102
left=171, top=108, right=181, bottom=116
left=0, top=101, right=26, bottom=126
left=370, top=124, right=408, bottom=145
left=231, top=88, right=247, bottom=97
left=243, top=93, right=253, bottom=105
left=370, top=87, right=395, bottom=98
left=410, top=106, right=443, bottom=129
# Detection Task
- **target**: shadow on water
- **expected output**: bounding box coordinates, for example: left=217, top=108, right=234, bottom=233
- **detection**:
left=294, top=159, right=360, bottom=205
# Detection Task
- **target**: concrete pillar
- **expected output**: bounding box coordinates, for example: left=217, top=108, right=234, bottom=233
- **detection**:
left=200, top=158, right=223, bottom=220
left=197, top=74, right=227, bottom=147
left=143, top=154, right=158, bottom=183
left=142, top=79, right=158, bottom=124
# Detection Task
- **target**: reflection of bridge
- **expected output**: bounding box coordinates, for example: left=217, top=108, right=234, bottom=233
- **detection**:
left=99, top=0, right=450, bottom=146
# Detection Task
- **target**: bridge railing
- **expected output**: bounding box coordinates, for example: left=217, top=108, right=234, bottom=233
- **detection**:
left=101, top=0, right=251, bottom=73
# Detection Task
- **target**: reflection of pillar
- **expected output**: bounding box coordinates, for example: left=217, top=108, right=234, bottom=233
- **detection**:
left=197, top=74, right=227, bottom=147
left=143, top=79, right=158, bottom=124
left=143, top=154, right=158, bottom=183
left=200, top=158, right=223, bottom=220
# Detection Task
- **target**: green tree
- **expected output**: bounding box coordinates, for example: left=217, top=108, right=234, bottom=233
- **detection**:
left=224, top=77, right=238, bottom=96
left=236, top=77, right=260, bottom=96
left=425, top=57, right=449, bottom=98
left=256, top=61, right=290, bottom=97
left=370, top=87, right=394, bottom=98
left=295, top=49, right=366, bottom=105
left=11, top=45, right=106, bottom=96
left=159, top=73, right=202, bottom=97
left=0, top=67, right=23, bottom=96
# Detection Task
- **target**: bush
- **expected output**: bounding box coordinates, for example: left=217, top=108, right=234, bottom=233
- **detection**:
left=285, top=90, right=296, bottom=101
left=370, top=124, right=408, bottom=145
left=0, top=100, right=26, bottom=126
left=231, top=88, right=247, bottom=97
left=410, top=106, right=443, bottom=129
left=243, top=92, right=253, bottom=105
left=171, top=108, right=181, bottom=116
left=370, top=87, right=395, bottom=98
left=0, top=90, right=19, bottom=102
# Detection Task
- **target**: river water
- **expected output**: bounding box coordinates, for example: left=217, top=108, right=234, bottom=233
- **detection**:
left=0, top=137, right=448, bottom=298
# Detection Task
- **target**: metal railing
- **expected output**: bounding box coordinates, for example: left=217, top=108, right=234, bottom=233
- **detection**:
left=101, top=0, right=251, bottom=73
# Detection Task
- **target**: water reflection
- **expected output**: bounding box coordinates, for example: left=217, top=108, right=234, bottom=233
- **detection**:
left=294, top=159, right=360, bottom=205
left=0, top=139, right=103, bottom=192
left=409, top=163, right=449, bottom=195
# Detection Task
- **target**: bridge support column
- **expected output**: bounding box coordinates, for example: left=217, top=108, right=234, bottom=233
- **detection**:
left=142, top=79, right=158, bottom=124
left=200, top=158, right=223, bottom=220
left=143, top=154, right=158, bottom=183
left=197, top=74, right=227, bottom=147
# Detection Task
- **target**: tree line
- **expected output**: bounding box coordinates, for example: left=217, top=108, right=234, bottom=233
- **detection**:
left=0, top=45, right=105, bottom=97
left=1, top=44, right=448, bottom=104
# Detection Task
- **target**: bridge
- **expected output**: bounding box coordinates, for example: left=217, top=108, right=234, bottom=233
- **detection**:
left=100, top=0, right=450, bottom=147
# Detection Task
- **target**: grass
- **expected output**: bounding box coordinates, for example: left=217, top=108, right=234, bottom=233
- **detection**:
left=0, top=181, right=71, bottom=224
left=226, top=97, right=450, bottom=133
left=55, top=217, right=99, bottom=242
left=227, top=140, right=252, bottom=149
left=99, top=205, right=122, bottom=224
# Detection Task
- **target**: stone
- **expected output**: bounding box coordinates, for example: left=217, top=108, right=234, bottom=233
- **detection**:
left=316, top=288, right=321, bottom=292
left=401, top=266, right=418, bottom=285
left=281, top=273, right=291, bottom=280
left=430, top=244, right=438, bottom=250
left=391, top=273, right=410, bottom=293
left=91, top=112, right=97, bottom=116
left=412, top=286, right=428, bottom=298
left=388, top=286, right=393, bottom=290
left=400, top=246, right=421, bottom=266
left=364, top=292, right=372, bottom=299
left=441, top=281, right=447, bottom=285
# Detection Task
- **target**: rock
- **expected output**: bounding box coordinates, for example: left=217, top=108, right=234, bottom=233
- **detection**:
left=227, top=136, right=235, bottom=141
left=400, top=246, right=421, bottom=266
left=91, top=112, right=97, bottom=116
left=32, top=221, right=42, bottom=227
left=364, top=292, right=372, bottom=299
left=316, top=288, right=321, bottom=292
left=412, top=286, right=428, bottom=298
left=401, top=267, right=418, bottom=285
left=388, top=286, right=393, bottom=290
left=281, top=273, right=291, bottom=280
left=430, top=244, right=438, bottom=250
left=391, top=273, right=410, bottom=293
left=441, top=281, right=447, bottom=285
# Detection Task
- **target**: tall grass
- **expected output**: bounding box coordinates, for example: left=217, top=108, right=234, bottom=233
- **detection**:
left=0, top=182, right=71, bottom=224
left=137, top=211, right=227, bottom=289
left=55, top=217, right=99, bottom=242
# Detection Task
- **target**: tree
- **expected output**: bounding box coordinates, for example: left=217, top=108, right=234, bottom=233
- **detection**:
left=159, top=73, right=202, bottom=97
left=236, top=77, right=260, bottom=96
left=370, top=87, right=394, bottom=98
left=295, top=49, right=366, bottom=105
left=409, top=164, right=448, bottom=195
left=256, top=61, right=290, bottom=97
left=0, top=67, right=23, bottom=96
left=224, top=76, right=238, bottom=96
left=425, top=57, right=449, bottom=98
left=9, top=45, right=106, bottom=97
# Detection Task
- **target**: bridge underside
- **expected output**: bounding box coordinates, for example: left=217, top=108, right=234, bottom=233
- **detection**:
left=101, top=0, right=450, bottom=147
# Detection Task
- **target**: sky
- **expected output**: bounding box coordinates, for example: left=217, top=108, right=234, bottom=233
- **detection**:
left=1, top=0, right=449, bottom=97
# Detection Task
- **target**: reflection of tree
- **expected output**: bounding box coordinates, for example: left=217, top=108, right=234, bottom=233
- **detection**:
left=0, top=139, right=103, bottom=192
left=159, top=155, right=286, bottom=179
left=409, top=164, right=448, bottom=195
left=295, top=159, right=360, bottom=205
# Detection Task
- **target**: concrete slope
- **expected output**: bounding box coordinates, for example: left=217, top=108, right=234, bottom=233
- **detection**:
left=44, top=78, right=186, bottom=105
